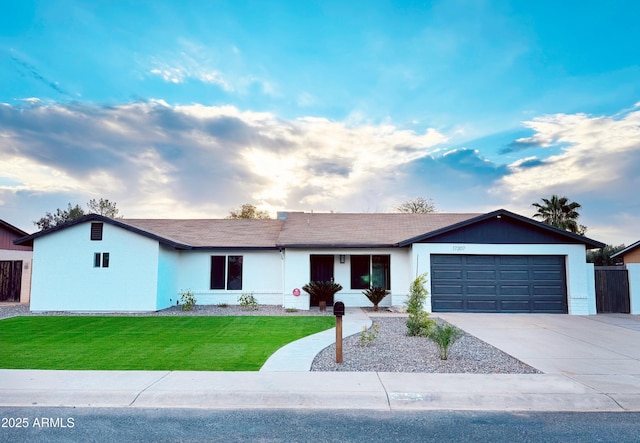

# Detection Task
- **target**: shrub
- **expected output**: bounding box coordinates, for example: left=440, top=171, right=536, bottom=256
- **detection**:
left=405, top=273, right=435, bottom=336
left=359, top=323, right=380, bottom=347
left=428, top=322, right=463, bottom=360
left=179, top=289, right=196, bottom=311
left=362, top=286, right=389, bottom=311
left=302, top=281, right=343, bottom=305
left=238, top=292, right=258, bottom=311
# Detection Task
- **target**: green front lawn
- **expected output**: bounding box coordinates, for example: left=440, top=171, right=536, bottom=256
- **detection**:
left=0, top=316, right=335, bottom=371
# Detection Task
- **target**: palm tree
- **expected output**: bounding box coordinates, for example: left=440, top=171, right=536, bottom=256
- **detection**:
left=532, top=195, right=583, bottom=234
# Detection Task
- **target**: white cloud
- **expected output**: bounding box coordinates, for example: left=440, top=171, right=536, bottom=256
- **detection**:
left=491, top=108, right=640, bottom=243
left=0, top=101, right=447, bottom=222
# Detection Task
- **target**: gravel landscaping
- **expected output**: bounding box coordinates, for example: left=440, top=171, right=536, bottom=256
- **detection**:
left=0, top=304, right=539, bottom=374
left=311, top=315, right=540, bottom=374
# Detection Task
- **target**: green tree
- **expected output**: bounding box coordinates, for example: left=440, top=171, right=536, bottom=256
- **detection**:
left=34, top=203, right=85, bottom=230
left=87, top=198, right=121, bottom=218
left=586, top=244, right=625, bottom=266
left=395, top=197, right=437, bottom=213
left=532, top=195, right=584, bottom=234
left=226, top=203, right=271, bottom=219
left=34, top=199, right=123, bottom=231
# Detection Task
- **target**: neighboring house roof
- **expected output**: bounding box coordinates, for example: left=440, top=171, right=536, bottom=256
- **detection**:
left=0, top=219, right=29, bottom=238
left=14, top=209, right=606, bottom=250
left=611, top=240, right=640, bottom=259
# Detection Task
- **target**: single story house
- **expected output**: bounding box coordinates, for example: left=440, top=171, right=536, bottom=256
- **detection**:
left=15, top=209, right=605, bottom=314
left=611, top=241, right=640, bottom=265
left=0, top=219, right=33, bottom=304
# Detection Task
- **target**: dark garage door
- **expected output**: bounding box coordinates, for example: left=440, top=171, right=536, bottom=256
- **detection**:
left=431, top=255, right=567, bottom=313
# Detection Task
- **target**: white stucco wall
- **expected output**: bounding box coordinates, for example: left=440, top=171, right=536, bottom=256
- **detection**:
left=282, top=248, right=412, bottom=310
left=178, top=250, right=283, bottom=306
left=157, top=245, right=179, bottom=310
left=30, top=222, right=160, bottom=312
left=0, top=249, right=33, bottom=303
left=628, top=264, right=640, bottom=315
left=411, top=243, right=593, bottom=315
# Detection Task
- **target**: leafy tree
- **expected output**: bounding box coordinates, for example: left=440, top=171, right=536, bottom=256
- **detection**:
left=532, top=195, right=585, bottom=234
left=226, top=203, right=271, bottom=219
left=586, top=244, right=626, bottom=266
left=87, top=198, right=121, bottom=218
left=34, top=203, right=85, bottom=230
left=395, top=197, right=437, bottom=213
left=34, top=198, right=123, bottom=231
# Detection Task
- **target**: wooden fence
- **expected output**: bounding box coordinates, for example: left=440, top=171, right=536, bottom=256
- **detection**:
left=595, top=266, right=630, bottom=313
left=0, top=260, right=23, bottom=302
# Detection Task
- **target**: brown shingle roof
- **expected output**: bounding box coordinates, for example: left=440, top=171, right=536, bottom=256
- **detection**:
left=275, top=212, right=481, bottom=247
left=122, top=219, right=284, bottom=248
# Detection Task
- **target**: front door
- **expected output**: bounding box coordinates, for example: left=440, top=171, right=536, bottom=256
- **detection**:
left=310, top=255, right=334, bottom=307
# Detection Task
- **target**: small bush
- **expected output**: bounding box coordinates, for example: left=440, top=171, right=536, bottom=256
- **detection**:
left=179, top=289, right=196, bottom=311
left=428, top=322, right=463, bottom=360
left=362, top=286, right=389, bottom=311
left=406, top=311, right=434, bottom=337
left=217, top=303, right=228, bottom=308
left=359, top=323, right=380, bottom=347
left=285, top=308, right=299, bottom=313
left=405, top=273, right=435, bottom=336
left=238, top=293, right=258, bottom=311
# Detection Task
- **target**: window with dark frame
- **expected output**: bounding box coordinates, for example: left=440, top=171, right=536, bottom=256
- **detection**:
left=227, top=256, right=243, bottom=290
left=210, top=255, right=243, bottom=290
left=93, top=252, right=110, bottom=268
left=350, top=255, right=390, bottom=290
left=210, top=256, right=226, bottom=289
left=90, top=223, right=103, bottom=241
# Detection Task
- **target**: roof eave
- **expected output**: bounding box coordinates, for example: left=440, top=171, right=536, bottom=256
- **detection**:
left=397, top=209, right=606, bottom=249
left=13, top=214, right=193, bottom=250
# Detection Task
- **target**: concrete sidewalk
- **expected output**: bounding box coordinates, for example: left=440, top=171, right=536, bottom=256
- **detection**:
left=0, top=369, right=625, bottom=411
left=2, top=311, right=640, bottom=411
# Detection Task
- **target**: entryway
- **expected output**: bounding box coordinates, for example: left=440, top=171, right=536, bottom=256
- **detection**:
left=309, top=255, right=334, bottom=307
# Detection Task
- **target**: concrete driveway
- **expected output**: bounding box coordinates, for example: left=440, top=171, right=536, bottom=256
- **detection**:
left=439, top=313, right=640, bottom=407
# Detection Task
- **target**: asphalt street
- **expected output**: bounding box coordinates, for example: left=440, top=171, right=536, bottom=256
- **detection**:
left=1, top=407, right=640, bottom=443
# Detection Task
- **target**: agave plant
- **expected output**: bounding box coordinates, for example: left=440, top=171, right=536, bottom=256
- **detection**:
left=302, top=281, right=343, bottom=307
left=362, top=286, right=389, bottom=311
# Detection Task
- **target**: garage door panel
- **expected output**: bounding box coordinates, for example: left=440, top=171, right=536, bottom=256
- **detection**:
left=532, top=284, right=565, bottom=295
left=467, top=300, right=498, bottom=311
left=432, top=255, right=463, bottom=265
left=432, top=284, right=463, bottom=294
left=432, top=270, right=463, bottom=279
left=499, top=256, right=529, bottom=266
left=466, top=256, right=496, bottom=265
left=431, top=254, right=567, bottom=313
left=467, top=270, right=496, bottom=280
left=432, top=299, right=464, bottom=311
left=532, top=270, right=563, bottom=281
left=500, top=270, right=529, bottom=280
left=467, top=285, right=497, bottom=295
left=500, top=285, right=530, bottom=295
left=500, top=300, right=531, bottom=311
left=532, top=300, right=566, bottom=312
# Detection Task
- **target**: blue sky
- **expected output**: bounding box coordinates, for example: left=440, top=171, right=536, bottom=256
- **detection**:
left=1, top=0, right=639, bottom=245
